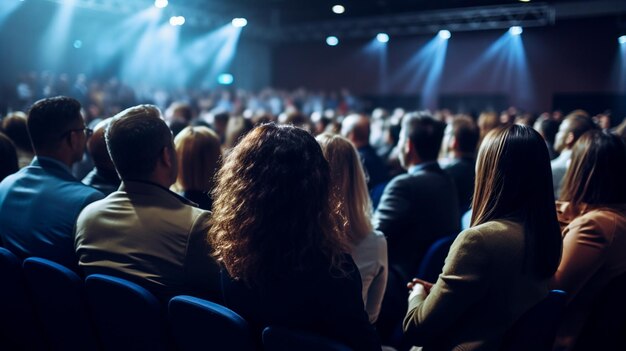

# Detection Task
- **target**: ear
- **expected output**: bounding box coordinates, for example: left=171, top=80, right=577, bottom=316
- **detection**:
left=161, top=146, right=174, bottom=168
left=565, top=132, right=575, bottom=148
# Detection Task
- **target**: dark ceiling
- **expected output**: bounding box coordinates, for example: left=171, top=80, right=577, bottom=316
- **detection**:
left=182, top=0, right=593, bottom=25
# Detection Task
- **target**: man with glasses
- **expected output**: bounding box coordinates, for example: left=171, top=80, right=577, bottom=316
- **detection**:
left=0, top=96, right=104, bottom=269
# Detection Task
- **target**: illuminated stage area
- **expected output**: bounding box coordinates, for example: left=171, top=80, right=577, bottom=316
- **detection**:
left=0, top=0, right=625, bottom=116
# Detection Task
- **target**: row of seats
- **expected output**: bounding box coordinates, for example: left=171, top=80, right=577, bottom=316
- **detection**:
left=0, top=247, right=352, bottom=351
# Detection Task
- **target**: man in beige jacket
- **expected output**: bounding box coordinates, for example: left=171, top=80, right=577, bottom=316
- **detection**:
left=75, top=105, right=220, bottom=303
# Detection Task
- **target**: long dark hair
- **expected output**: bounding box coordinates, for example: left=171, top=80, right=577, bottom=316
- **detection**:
left=559, top=130, right=626, bottom=207
left=471, top=125, right=561, bottom=279
left=208, top=123, right=348, bottom=287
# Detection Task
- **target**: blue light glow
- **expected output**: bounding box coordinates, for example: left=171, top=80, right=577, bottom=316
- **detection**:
left=619, top=35, right=626, bottom=44
left=218, top=73, right=234, bottom=85
left=326, top=36, right=339, bottom=46
left=438, top=30, right=451, bottom=40
left=509, top=26, right=523, bottom=36
left=376, top=33, right=389, bottom=43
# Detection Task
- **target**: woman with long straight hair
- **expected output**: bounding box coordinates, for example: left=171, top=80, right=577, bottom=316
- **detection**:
left=316, top=132, right=388, bottom=324
left=209, top=124, right=381, bottom=351
left=403, top=124, right=562, bottom=350
left=552, top=130, right=626, bottom=349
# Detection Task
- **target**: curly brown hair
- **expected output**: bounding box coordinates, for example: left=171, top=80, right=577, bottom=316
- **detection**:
left=208, top=123, right=349, bottom=287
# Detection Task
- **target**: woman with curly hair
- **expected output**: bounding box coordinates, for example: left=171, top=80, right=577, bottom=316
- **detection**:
left=316, top=132, right=388, bottom=324
left=209, top=123, right=381, bottom=351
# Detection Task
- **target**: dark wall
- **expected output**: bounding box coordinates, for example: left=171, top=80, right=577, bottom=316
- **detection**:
left=272, top=17, right=625, bottom=113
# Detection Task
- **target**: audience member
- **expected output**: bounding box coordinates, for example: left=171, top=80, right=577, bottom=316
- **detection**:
left=74, top=105, right=220, bottom=302
left=552, top=130, right=626, bottom=350
left=533, top=115, right=560, bottom=160
left=342, top=114, right=388, bottom=190
left=551, top=111, right=596, bottom=198
left=373, top=113, right=459, bottom=342
left=82, top=118, right=120, bottom=195
left=404, top=125, right=562, bottom=350
left=441, top=116, right=479, bottom=213
left=210, top=124, right=381, bottom=351
left=0, top=96, right=104, bottom=268
left=0, top=132, right=18, bottom=181
left=172, top=126, right=222, bottom=211
left=317, top=132, right=388, bottom=323
left=1, top=111, right=34, bottom=168
left=477, top=111, right=499, bottom=146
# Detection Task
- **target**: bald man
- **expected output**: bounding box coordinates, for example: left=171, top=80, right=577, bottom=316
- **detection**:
left=82, top=119, right=120, bottom=195
left=341, top=114, right=388, bottom=190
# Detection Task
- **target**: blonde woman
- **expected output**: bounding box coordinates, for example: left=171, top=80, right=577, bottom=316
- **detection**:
left=172, top=126, right=221, bottom=210
left=317, top=132, right=388, bottom=323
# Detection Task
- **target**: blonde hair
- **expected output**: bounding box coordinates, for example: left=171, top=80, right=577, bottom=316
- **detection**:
left=316, top=133, right=373, bottom=245
left=173, top=126, right=221, bottom=192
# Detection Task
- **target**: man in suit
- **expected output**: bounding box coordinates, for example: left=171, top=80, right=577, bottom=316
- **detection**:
left=373, top=112, right=460, bottom=342
left=74, top=105, right=220, bottom=302
left=0, top=96, right=104, bottom=268
left=441, top=116, right=479, bottom=214
left=551, top=112, right=596, bottom=198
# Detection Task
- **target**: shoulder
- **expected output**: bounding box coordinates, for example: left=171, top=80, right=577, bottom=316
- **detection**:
left=459, top=220, right=524, bottom=249
left=567, top=206, right=626, bottom=241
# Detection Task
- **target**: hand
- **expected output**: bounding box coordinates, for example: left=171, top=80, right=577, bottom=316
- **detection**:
left=408, top=283, right=426, bottom=301
left=407, top=278, right=434, bottom=294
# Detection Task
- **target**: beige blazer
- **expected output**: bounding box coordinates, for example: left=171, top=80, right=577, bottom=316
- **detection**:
left=552, top=201, right=626, bottom=349
left=403, top=220, right=548, bottom=351
left=75, top=180, right=220, bottom=302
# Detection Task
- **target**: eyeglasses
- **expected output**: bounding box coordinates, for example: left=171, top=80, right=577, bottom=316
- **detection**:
left=62, top=127, right=93, bottom=138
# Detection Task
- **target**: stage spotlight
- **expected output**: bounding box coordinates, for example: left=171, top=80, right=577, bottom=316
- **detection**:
left=332, top=5, right=345, bottom=14
left=519, top=0, right=531, bottom=2
left=509, top=26, right=523, bottom=35
left=169, top=16, right=185, bottom=26
left=231, top=18, right=247, bottom=28
left=619, top=35, right=626, bottom=44
left=154, top=0, right=168, bottom=8
left=326, top=36, right=339, bottom=46
left=438, top=30, right=451, bottom=40
left=73, top=40, right=82, bottom=49
left=218, top=73, right=234, bottom=85
left=376, top=33, right=389, bottom=43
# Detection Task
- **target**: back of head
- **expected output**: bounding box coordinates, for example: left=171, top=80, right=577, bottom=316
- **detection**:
left=27, top=96, right=82, bottom=153
left=2, top=112, right=32, bottom=152
left=402, top=113, right=446, bottom=162
left=451, top=116, right=479, bottom=155
left=106, top=105, right=173, bottom=180
left=0, top=132, right=18, bottom=181
left=555, top=113, right=597, bottom=152
left=477, top=111, right=500, bottom=144
left=87, top=119, right=115, bottom=172
left=341, top=114, right=370, bottom=146
left=210, top=123, right=347, bottom=287
left=174, top=126, right=222, bottom=192
left=472, top=125, right=561, bottom=279
left=316, top=133, right=372, bottom=244
left=560, top=130, right=626, bottom=206
left=536, top=117, right=560, bottom=145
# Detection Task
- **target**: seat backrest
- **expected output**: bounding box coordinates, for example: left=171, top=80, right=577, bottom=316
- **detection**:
left=23, top=257, right=99, bottom=351
left=416, top=235, right=456, bottom=283
left=85, top=274, right=167, bottom=351
left=262, top=326, right=352, bottom=351
left=573, top=272, right=626, bottom=351
left=0, top=248, right=46, bottom=351
left=500, top=289, right=567, bottom=351
left=168, top=295, right=254, bottom=351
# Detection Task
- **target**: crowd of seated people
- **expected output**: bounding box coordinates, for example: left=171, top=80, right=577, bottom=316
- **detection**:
left=0, top=84, right=625, bottom=351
